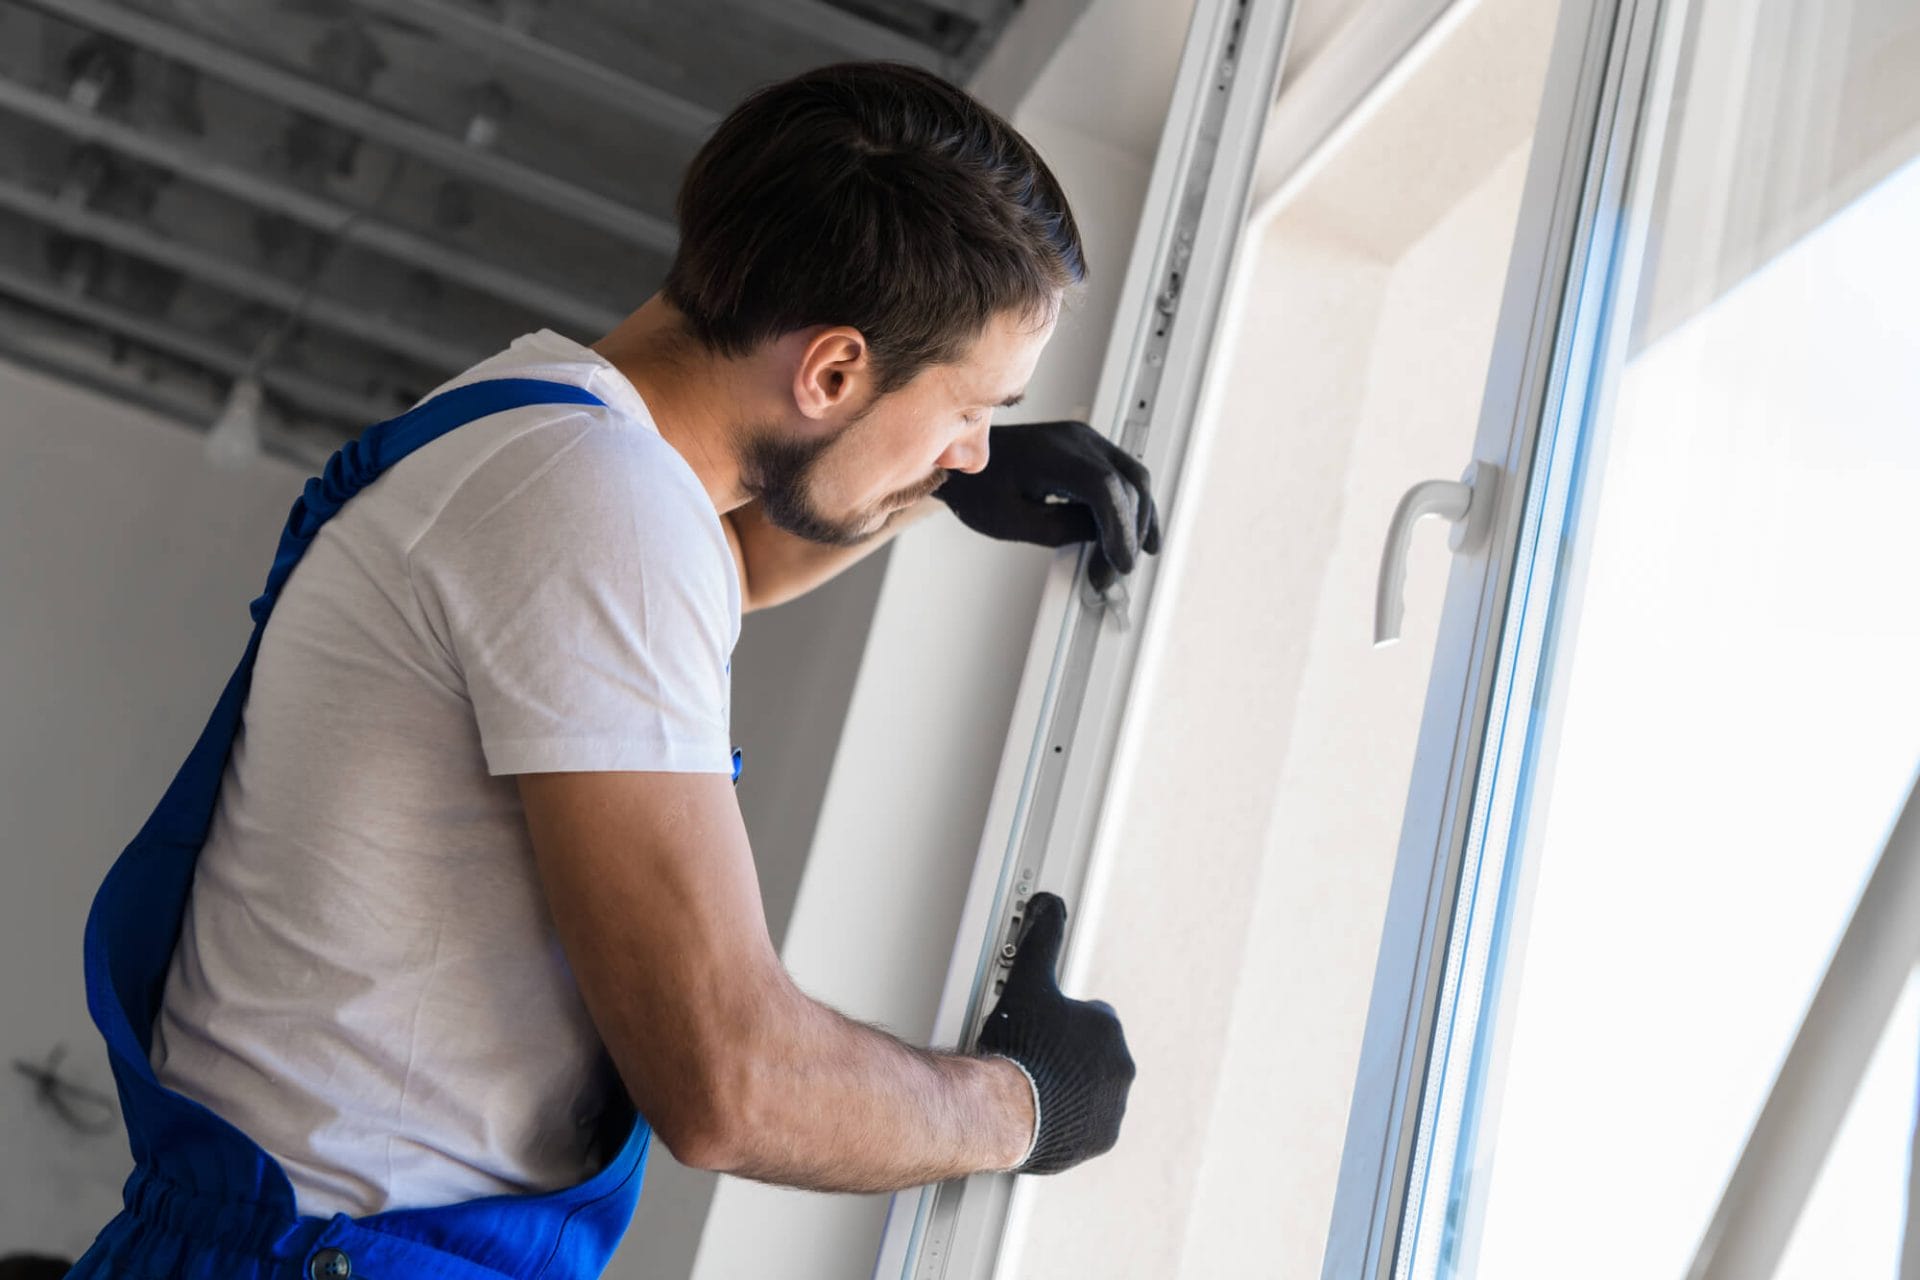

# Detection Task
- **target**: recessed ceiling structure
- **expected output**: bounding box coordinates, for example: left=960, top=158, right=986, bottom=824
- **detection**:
left=0, top=0, right=1023, bottom=459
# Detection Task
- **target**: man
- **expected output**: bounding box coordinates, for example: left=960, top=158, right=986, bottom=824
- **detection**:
left=72, top=62, right=1145, bottom=1278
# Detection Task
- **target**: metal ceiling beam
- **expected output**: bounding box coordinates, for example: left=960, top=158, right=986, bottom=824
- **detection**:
left=20, top=0, right=679, bottom=251
left=0, top=75, right=626, bottom=333
left=720, top=0, right=951, bottom=72
left=0, top=316, right=345, bottom=469
left=349, top=0, right=719, bottom=139
left=919, top=0, right=1002, bottom=25
left=0, top=263, right=399, bottom=430
left=0, top=177, right=483, bottom=372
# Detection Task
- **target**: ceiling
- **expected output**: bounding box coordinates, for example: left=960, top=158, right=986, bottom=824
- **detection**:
left=0, top=0, right=1027, bottom=458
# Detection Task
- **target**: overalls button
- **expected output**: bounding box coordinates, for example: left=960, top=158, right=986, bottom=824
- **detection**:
left=309, top=1247, right=353, bottom=1279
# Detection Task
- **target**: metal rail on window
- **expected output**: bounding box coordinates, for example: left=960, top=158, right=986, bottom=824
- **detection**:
left=869, top=2, right=1297, bottom=1277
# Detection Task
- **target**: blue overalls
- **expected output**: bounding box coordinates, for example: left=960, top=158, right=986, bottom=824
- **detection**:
left=70, top=379, right=739, bottom=1279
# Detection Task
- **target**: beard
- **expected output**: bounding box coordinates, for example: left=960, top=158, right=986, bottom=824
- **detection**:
left=738, top=422, right=948, bottom=547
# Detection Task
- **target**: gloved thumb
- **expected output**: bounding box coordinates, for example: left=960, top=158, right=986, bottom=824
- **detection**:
left=1005, top=892, right=1068, bottom=998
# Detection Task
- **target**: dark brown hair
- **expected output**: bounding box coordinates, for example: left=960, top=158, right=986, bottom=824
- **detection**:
left=663, top=62, right=1084, bottom=393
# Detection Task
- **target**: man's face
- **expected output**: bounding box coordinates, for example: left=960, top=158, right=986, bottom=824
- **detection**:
left=740, top=306, right=1056, bottom=545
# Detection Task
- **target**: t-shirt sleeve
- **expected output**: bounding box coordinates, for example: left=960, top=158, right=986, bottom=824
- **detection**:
left=408, top=418, right=738, bottom=777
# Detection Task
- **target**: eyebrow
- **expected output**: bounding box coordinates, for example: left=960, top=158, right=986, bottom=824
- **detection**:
left=996, top=391, right=1026, bottom=408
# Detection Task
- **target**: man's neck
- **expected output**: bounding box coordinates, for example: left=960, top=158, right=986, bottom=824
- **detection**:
left=592, top=296, right=754, bottom=515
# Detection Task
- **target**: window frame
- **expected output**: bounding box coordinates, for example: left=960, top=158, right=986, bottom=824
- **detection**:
left=1316, top=0, right=1692, bottom=1274
left=869, top=0, right=1300, bottom=1275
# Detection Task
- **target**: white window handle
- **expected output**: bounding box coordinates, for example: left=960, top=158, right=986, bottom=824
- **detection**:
left=1374, top=460, right=1500, bottom=647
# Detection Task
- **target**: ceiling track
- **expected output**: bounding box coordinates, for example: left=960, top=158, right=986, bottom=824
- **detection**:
left=19, top=0, right=680, bottom=251
left=924, top=0, right=998, bottom=20
left=723, top=0, right=954, bottom=71
left=0, top=73, right=622, bottom=335
left=0, top=268, right=397, bottom=433
left=0, top=176, right=484, bottom=372
left=346, top=0, right=720, bottom=141
left=0, top=307, right=343, bottom=467
left=0, top=75, right=625, bottom=333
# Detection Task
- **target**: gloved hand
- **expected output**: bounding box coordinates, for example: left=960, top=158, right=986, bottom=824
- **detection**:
left=934, top=421, right=1162, bottom=593
left=976, top=892, right=1135, bottom=1174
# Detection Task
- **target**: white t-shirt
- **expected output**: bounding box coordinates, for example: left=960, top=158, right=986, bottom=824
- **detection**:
left=150, top=330, right=741, bottom=1216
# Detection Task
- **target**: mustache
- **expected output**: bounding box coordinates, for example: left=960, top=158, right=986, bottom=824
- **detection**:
left=889, top=468, right=950, bottom=509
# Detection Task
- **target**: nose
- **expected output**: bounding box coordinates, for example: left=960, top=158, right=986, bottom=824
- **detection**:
left=938, top=421, right=992, bottom=475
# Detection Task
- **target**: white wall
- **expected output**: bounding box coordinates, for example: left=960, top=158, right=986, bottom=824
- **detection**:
left=0, top=359, right=308, bottom=1261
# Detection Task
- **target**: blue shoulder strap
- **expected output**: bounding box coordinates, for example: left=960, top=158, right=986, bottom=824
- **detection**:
left=252, top=379, right=607, bottom=625
left=91, top=378, right=607, bottom=1072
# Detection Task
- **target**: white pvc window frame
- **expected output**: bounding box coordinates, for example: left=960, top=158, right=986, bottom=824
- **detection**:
left=1319, top=0, right=1691, bottom=1275
left=868, top=1, right=1298, bottom=1276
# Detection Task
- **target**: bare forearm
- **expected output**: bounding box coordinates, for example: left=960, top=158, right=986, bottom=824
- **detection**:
left=728, top=496, right=943, bottom=612
left=712, top=983, right=1035, bottom=1192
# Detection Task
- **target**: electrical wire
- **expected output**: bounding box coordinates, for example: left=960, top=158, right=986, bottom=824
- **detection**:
left=238, top=148, right=412, bottom=387
left=12, top=1044, right=115, bottom=1136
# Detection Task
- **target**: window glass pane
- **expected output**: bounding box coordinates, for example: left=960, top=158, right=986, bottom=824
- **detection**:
left=1433, top=2, right=1920, bottom=1275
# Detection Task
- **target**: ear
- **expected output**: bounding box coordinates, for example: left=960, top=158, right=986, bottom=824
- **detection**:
left=792, top=326, right=872, bottom=422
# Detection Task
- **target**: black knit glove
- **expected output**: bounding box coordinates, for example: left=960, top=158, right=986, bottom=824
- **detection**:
left=934, top=421, right=1162, bottom=593
left=976, top=892, right=1135, bottom=1174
